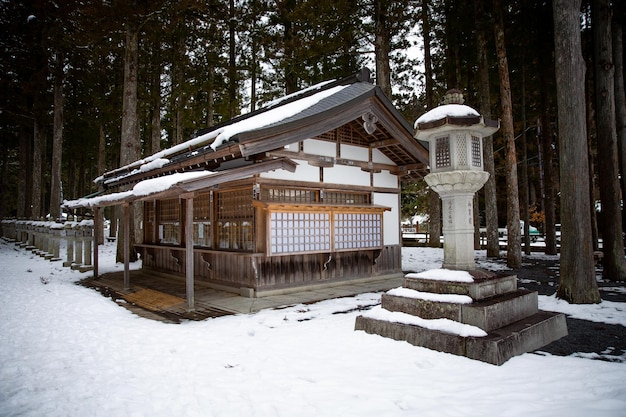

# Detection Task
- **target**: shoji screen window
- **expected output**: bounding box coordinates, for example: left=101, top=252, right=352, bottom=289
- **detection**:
left=158, top=199, right=180, bottom=245
left=333, top=212, right=382, bottom=250
left=269, top=211, right=331, bottom=255
left=144, top=201, right=156, bottom=243
left=193, top=192, right=212, bottom=247
left=216, top=189, right=254, bottom=251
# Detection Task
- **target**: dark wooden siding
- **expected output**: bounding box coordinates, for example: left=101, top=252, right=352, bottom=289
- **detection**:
left=138, top=244, right=401, bottom=293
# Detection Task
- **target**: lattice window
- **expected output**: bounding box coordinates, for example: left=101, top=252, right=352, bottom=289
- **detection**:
left=324, top=191, right=370, bottom=205
left=261, top=187, right=317, bottom=203
left=269, top=212, right=331, bottom=255
left=456, top=133, right=467, bottom=167
left=435, top=136, right=451, bottom=168
left=158, top=199, right=180, bottom=245
left=216, top=188, right=254, bottom=251
left=471, top=135, right=482, bottom=167
left=193, top=193, right=211, bottom=247
left=333, top=212, right=382, bottom=250
left=144, top=201, right=156, bottom=243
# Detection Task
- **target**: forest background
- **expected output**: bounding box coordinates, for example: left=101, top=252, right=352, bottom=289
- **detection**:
left=0, top=0, right=624, bottom=297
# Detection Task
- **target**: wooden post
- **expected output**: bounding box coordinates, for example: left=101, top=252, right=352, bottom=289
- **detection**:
left=123, top=203, right=130, bottom=291
left=93, top=207, right=99, bottom=278
left=184, top=196, right=195, bottom=311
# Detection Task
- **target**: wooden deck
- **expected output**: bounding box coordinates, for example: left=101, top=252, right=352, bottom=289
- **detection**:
left=80, top=270, right=238, bottom=323
left=80, top=269, right=404, bottom=324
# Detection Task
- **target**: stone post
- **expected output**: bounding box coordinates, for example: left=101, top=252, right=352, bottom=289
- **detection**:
left=63, top=223, right=74, bottom=267
left=83, top=224, right=93, bottom=268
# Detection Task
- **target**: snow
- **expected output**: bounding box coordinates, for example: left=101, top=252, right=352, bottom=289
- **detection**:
left=363, top=306, right=487, bottom=337
left=406, top=268, right=474, bottom=282
left=132, top=171, right=215, bottom=196
left=1, top=242, right=625, bottom=417
left=64, top=171, right=216, bottom=208
left=387, top=287, right=473, bottom=304
left=414, top=104, right=480, bottom=127
left=102, top=83, right=348, bottom=184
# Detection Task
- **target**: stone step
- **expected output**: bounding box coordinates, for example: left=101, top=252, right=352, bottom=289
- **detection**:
left=382, top=289, right=538, bottom=332
left=355, top=310, right=567, bottom=366
left=403, top=273, right=517, bottom=301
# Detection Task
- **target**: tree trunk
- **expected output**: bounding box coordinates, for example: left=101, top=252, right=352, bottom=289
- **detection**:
left=116, top=25, right=141, bottom=263
left=475, top=0, right=499, bottom=258
left=96, top=123, right=105, bottom=245
left=49, top=52, right=64, bottom=221
left=31, top=118, right=45, bottom=220
left=614, top=13, right=626, bottom=232
left=208, top=63, right=215, bottom=127
left=520, top=60, right=531, bottom=255
left=228, top=0, right=237, bottom=118
left=586, top=48, right=600, bottom=251
left=540, top=77, right=558, bottom=255
left=594, top=0, right=626, bottom=281
left=493, top=0, right=521, bottom=268
left=374, top=0, right=392, bottom=98
left=553, top=0, right=600, bottom=303
left=428, top=189, right=441, bottom=247
left=151, top=71, right=161, bottom=154
left=422, top=0, right=434, bottom=109
left=17, top=126, right=29, bottom=218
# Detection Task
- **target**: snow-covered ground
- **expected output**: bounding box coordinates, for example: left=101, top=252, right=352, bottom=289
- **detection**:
left=1, top=239, right=625, bottom=417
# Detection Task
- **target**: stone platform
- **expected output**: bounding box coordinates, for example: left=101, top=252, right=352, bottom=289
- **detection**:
left=355, top=272, right=568, bottom=365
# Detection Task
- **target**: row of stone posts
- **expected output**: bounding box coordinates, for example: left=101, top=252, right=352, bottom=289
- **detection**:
left=1, top=218, right=95, bottom=272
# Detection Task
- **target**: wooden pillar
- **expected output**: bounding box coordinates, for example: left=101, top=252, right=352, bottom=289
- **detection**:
left=93, top=207, right=100, bottom=278
left=123, top=203, right=130, bottom=291
left=184, top=196, right=195, bottom=311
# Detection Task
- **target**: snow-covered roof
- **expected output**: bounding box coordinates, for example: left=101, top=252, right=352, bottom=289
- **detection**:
left=65, top=158, right=297, bottom=209
left=413, top=103, right=499, bottom=141
left=414, top=104, right=480, bottom=127
left=66, top=172, right=214, bottom=209
left=103, top=83, right=348, bottom=185
left=96, top=68, right=428, bottom=191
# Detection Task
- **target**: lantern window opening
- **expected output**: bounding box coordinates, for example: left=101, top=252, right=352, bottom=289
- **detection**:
left=471, top=135, right=482, bottom=167
left=435, top=135, right=451, bottom=169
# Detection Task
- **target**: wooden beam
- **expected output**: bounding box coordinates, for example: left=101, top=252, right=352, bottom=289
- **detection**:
left=269, top=149, right=406, bottom=175
left=184, top=196, right=195, bottom=311
left=93, top=206, right=99, bottom=279
left=123, top=203, right=130, bottom=291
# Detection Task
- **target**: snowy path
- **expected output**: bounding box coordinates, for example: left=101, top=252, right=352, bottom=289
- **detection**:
left=1, top=240, right=625, bottom=417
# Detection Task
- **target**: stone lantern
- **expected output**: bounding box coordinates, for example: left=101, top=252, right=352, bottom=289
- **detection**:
left=354, top=89, right=567, bottom=365
left=414, top=90, right=499, bottom=271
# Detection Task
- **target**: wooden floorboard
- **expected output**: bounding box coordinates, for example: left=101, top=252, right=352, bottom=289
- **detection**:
left=80, top=270, right=235, bottom=323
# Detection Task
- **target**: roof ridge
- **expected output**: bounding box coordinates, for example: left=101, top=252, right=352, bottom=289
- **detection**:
left=190, top=68, right=373, bottom=140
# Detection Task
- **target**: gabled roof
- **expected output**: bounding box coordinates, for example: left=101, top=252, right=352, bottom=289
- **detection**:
left=98, top=68, right=428, bottom=190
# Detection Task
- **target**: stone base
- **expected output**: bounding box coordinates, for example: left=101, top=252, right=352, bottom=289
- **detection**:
left=403, top=272, right=516, bottom=301
left=356, top=272, right=568, bottom=365
left=382, top=289, right=538, bottom=332
left=355, top=310, right=567, bottom=366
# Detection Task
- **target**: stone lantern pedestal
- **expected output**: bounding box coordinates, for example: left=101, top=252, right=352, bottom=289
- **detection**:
left=355, top=90, right=568, bottom=365
left=426, top=170, right=489, bottom=270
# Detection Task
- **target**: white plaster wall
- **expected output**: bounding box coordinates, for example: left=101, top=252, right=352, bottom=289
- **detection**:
left=373, top=170, right=398, bottom=188
left=373, top=192, right=400, bottom=245
left=302, top=139, right=335, bottom=157
left=259, top=158, right=319, bottom=181
left=283, top=142, right=299, bottom=152
left=340, top=144, right=368, bottom=161
left=324, top=165, right=370, bottom=186
left=372, top=148, right=394, bottom=164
